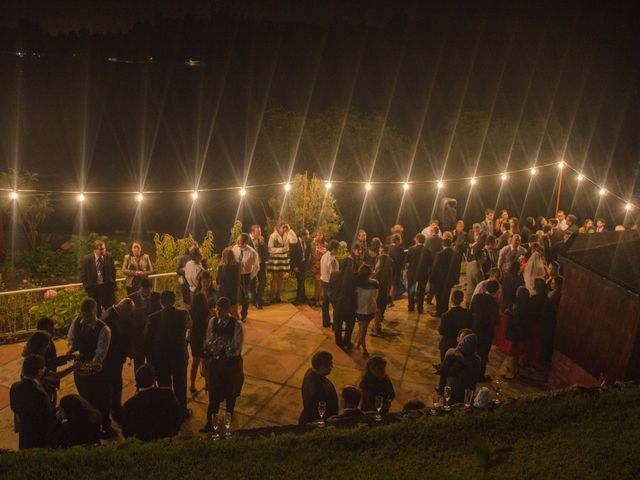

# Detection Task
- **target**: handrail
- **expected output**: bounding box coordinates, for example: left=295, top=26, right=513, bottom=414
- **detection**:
left=0, top=272, right=178, bottom=296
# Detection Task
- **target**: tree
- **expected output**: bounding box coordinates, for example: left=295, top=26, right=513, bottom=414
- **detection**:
left=0, top=170, right=53, bottom=250
left=267, top=172, right=342, bottom=238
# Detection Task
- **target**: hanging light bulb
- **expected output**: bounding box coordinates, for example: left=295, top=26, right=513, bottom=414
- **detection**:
left=77, top=193, right=85, bottom=202
left=325, top=181, right=332, bottom=190
left=530, top=167, right=537, bottom=176
left=284, top=182, right=291, bottom=192
left=9, top=191, right=18, bottom=200
left=239, top=187, right=247, bottom=197
left=577, top=173, right=584, bottom=182
left=599, top=188, right=606, bottom=196
left=470, top=178, right=477, bottom=186
left=403, top=182, right=409, bottom=191
left=501, top=173, right=508, bottom=181
left=437, top=180, right=444, bottom=189
left=191, top=191, right=199, bottom=200
left=558, top=161, right=565, bottom=169
left=136, top=192, right=144, bottom=202
left=365, top=182, right=372, bottom=191
left=625, top=202, right=633, bottom=211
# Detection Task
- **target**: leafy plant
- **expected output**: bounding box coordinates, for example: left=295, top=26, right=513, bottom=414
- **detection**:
left=29, top=287, right=86, bottom=328
left=229, top=220, right=243, bottom=246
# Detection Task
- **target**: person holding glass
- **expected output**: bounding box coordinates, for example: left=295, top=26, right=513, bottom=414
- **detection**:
left=359, top=356, right=395, bottom=414
left=298, top=351, right=338, bottom=424
left=122, top=241, right=153, bottom=296
left=438, top=329, right=481, bottom=405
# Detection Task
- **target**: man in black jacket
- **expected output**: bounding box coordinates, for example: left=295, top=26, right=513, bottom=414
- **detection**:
left=329, top=258, right=357, bottom=349
left=122, top=364, right=182, bottom=441
left=249, top=225, right=269, bottom=308
left=290, top=229, right=312, bottom=305
left=429, top=238, right=461, bottom=317
left=438, top=290, right=473, bottom=363
left=470, top=280, right=500, bottom=381
left=299, top=351, right=339, bottom=424
left=10, top=354, right=56, bottom=449
left=145, top=291, right=190, bottom=419
left=80, top=240, right=116, bottom=315
left=128, top=278, right=162, bottom=371
left=406, top=233, right=433, bottom=314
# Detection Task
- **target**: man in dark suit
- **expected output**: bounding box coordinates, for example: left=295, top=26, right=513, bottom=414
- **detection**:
left=80, top=240, right=116, bottom=316
left=122, top=363, right=182, bottom=441
left=480, top=208, right=495, bottom=237
left=438, top=290, right=473, bottom=363
left=145, top=290, right=190, bottom=419
left=299, top=351, right=339, bottom=424
left=328, top=385, right=367, bottom=423
left=10, top=354, right=56, bottom=449
left=128, top=278, right=162, bottom=371
left=101, top=298, right=136, bottom=425
left=429, top=238, right=462, bottom=317
left=471, top=280, right=500, bottom=381
left=290, top=229, right=312, bottom=305
left=249, top=225, right=269, bottom=309
left=406, top=233, right=433, bottom=314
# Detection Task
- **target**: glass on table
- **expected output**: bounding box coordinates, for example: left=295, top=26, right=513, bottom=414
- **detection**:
left=375, top=395, right=384, bottom=421
left=464, top=389, right=474, bottom=408
left=443, top=386, right=452, bottom=411
left=317, top=401, right=327, bottom=427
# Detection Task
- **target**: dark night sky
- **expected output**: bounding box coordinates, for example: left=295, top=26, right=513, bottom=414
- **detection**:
left=0, top=1, right=639, bottom=244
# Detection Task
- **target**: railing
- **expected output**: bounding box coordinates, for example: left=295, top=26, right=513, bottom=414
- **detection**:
left=0, top=272, right=178, bottom=339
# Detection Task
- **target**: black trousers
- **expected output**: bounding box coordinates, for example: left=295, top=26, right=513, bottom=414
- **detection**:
left=181, top=281, right=191, bottom=306
left=294, top=266, right=308, bottom=303
left=86, top=284, right=116, bottom=316
left=106, top=361, right=124, bottom=417
left=239, top=273, right=252, bottom=319
left=252, top=265, right=266, bottom=307
left=478, top=338, right=492, bottom=377
left=75, top=371, right=111, bottom=430
left=408, top=279, right=427, bottom=312
left=435, top=285, right=454, bottom=317
left=157, top=362, right=188, bottom=414
left=333, top=310, right=356, bottom=347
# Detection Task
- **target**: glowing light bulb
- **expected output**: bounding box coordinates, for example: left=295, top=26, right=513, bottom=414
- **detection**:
left=403, top=182, right=409, bottom=191
left=136, top=192, right=144, bottom=202
left=599, top=188, right=606, bottom=196
left=77, top=193, right=85, bottom=202
left=530, top=167, right=537, bottom=176
left=501, top=173, right=508, bottom=181
left=191, top=191, right=199, bottom=200
left=9, top=191, right=18, bottom=200
left=239, top=188, right=247, bottom=197
left=325, top=181, right=332, bottom=190
left=437, top=180, right=444, bottom=189
left=577, top=174, right=584, bottom=182
left=558, top=161, right=565, bottom=169
left=470, top=178, right=477, bottom=186
left=284, top=182, right=291, bottom=192
left=625, top=202, right=633, bottom=211
left=365, top=183, right=372, bottom=191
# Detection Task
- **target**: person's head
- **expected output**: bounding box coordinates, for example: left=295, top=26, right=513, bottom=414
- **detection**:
left=130, top=241, right=142, bottom=256
left=200, top=271, right=212, bottom=290
left=485, top=208, right=494, bottom=220
left=366, top=356, right=387, bottom=380
left=415, top=233, right=426, bottom=245
left=509, top=217, right=519, bottom=231
left=596, top=218, right=606, bottom=229
left=22, top=354, right=45, bottom=379
left=549, top=261, right=560, bottom=276
left=160, top=290, right=176, bottom=308
left=352, top=244, right=363, bottom=257
left=430, top=219, right=439, bottom=229
left=455, top=220, right=464, bottom=232
left=314, top=231, right=325, bottom=243
left=115, top=297, right=135, bottom=319
left=216, top=296, right=231, bottom=318
left=537, top=216, right=547, bottom=228
left=92, top=240, right=106, bottom=256
left=36, top=317, right=54, bottom=335
left=80, top=297, right=97, bottom=320
left=556, top=210, right=566, bottom=222
left=135, top=363, right=156, bottom=390
left=515, top=286, right=530, bottom=307
left=472, top=223, right=481, bottom=234
left=451, top=289, right=464, bottom=306
left=566, top=214, right=577, bottom=227
left=59, top=394, right=101, bottom=426
left=501, top=221, right=510, bottom=233
left=250, top=224, right=262, bottom=239
left=328, top=239, right=340, bottom=253
left=456, top=332, right=478, bottom=355
left=530, top=242, right=541, bottom=253
left=549, top=218, right=559, bottom=228
left=23, top=331, right=51, bottom=357
left=488, top=268, right=501, bottom=282
left=391, top=224, right=404, bottom=235
left=220, top=247, right=237, bottom=266
left=139, top=277, right=152, bottom=297
left=512, top=234, right=522, bottom=249
left=525, top=217, right=536, bottom=229
left=533, top=278, right=547, bottom=296
left=402, top=400, right=426, bottom=413
left=442, top=231, right=453, bottom=241
left=357, top=229, right=367, bottom=242
left=550, top=275, right=563, bottom=291
left=456, top=328, right=474, bottom=344
left=311, top=351, right=333, bottom=376
left=358, top=264, right=372, bottom=284
left=189, top=247, right=203, bottom=262
left=391, top=234, right=402, bottom=246
left=431, top=226, right=440, bottom=236
left=529, top=234, right=539, bottom=245
left=499, top=209, right=509, bottom=221
left=340, top=385, right=361, bottom=410
left=237, top=232, right=250, bottom=248
left=584, top=218, right=594, bottom=229
left=484, top=235, right=495, bottom=249
left=298, top=229, right=309, bottom=241
left=442, top=238, right=452, bottom=248
left=486, top=280, right=500, bottom=295
left=543, top=224, right=553, bottom=235
left=369, top=237, right=382, bottom=252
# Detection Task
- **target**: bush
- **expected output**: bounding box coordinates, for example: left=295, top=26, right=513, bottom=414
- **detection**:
left=29, top=287, right=86, bottom=328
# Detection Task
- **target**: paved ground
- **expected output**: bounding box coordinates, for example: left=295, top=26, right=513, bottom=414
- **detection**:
left=0, top=298, right=547, bottom=450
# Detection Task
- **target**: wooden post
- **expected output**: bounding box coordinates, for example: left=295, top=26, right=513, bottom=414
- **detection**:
left=556, top=167, right=563, bottom=214
left=302, top=170, right=308, bottom=229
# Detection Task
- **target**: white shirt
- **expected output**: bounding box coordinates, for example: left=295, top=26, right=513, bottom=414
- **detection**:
left=421, top=226, right=442, bottom=238
left=320, top=251, right=339, bottom=283
left=67, top=316, right=112, bottom=365
left=472, top=279, right=503, bottom=307
left=184, top=260, right=206, bottom=292
left=232, top=244, right=260, bottom=278
left=558, top=219, right=568, bottom=231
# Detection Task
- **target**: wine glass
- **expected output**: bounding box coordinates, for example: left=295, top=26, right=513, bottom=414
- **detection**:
left=443, top=386, right=452, bottom=411
left=211, top=414, right=220, bottom=441
left=426, top=394, right=437, bottom=416
left=224, top=412, right=232, bottom=437
left=375, top=395, right=384, bottom=421
left=494, top=379, right=502, bottom=405
left=317, top=401, right=327, bottom=427
left=464, top=389, right=474, bottom=408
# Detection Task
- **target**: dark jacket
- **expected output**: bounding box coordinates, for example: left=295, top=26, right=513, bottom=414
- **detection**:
left=430, top=248, right=461, bottom=290
left=329, top=268, right=357, bottom=315
left=406, top=244, right=432, bottom=284
left=145, top=306, right=189, bottom=367
left=299, top=369, right=339, bottom=424
left=49, top=418, right=101, bottom=448
left=470, top=293, right=500, bottom=352
left=249, top=236, right=269, bottom=266
left=102, top=306, right=130, bottom=367
left=289, top=240, right=312, bottom=271
left=438, top=306, right=473, bottom=352
left=9, top=378, right=56, bottom=449
left=122, top=387, right=182, bottom=441
left=425, top=235, right=443, bottom=259
left=81, top=253, right=116, bottom=290
left=438, top=350, right=481, bottom=404
left=128, top=290, right=162, bottom=358
left=216, top=264, right=241, bottom=304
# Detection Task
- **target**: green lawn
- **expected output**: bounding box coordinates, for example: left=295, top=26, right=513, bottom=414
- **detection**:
left=1, top=387, right=639, bottom=480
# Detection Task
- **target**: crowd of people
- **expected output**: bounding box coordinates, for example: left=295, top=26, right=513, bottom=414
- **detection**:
left=11, top=207, right=626, bottom=449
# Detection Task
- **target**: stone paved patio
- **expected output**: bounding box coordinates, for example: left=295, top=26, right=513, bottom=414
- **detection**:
left=0, top=298, right=548, bottom=450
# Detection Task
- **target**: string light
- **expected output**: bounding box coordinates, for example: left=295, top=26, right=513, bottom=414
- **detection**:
left=136, top=192, right=144, bottom=202
left=77, top=193, right=85, bottom=202
left=625, top=202, right=633, bottom=211
left=284, top=182, right=291, bottom=192
left=365, top=182, right=372, bottom=191
left=577, top=174, right=584, bottom=182
left=470, top=178, right=477, bottom=186
left=501, top=173, right=508, bottom=181
left=437, top=180, right=444, bottom=189
left=325, top=181, right=332, bottom=190
left=599, top=188, right=606, bottom=196
left=403, top=182, right=410, bottom=191
left=191, top=191, right=199, bottom=200
left=558, top=161, right=565, bottom=169
left=239, top=188, right=247, bottom=197
left=530, top=167, right=537, bottom=176
left=9, top=191, right=18, bottom=200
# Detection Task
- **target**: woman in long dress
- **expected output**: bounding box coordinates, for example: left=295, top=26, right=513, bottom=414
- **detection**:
left=216, top=248, right=241, bottom=319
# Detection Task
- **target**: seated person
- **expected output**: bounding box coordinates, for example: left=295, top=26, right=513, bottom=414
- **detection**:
left=402, top=400, right=426, bottom=414
left=438, top=330, right=481, bottom=405
left=299, top=351, right=339, bottom=424
left=122, top=363, right=182, bottom=441
left=359, top=356, right=396, bottom=414
left=329, top=386, right=364, bottom=420
left=49, top=394, right=101, bottom=448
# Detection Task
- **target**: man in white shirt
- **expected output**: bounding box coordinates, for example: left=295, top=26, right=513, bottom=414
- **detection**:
left=232, top=233, right=260, bottom=321
left=497, top=234, right=526, bottom=274
left=320, top=240, right=340, bottom=328
left=421, top=219, right=441, bottom=238
left=556, top=210, right=568, bottom=231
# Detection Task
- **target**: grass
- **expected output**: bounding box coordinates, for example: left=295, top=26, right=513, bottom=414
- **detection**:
left=1, top=387, right=640, bottom=480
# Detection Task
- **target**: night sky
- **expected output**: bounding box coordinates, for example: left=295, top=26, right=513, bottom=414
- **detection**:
left=0, top=1, right=639, bottom=244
